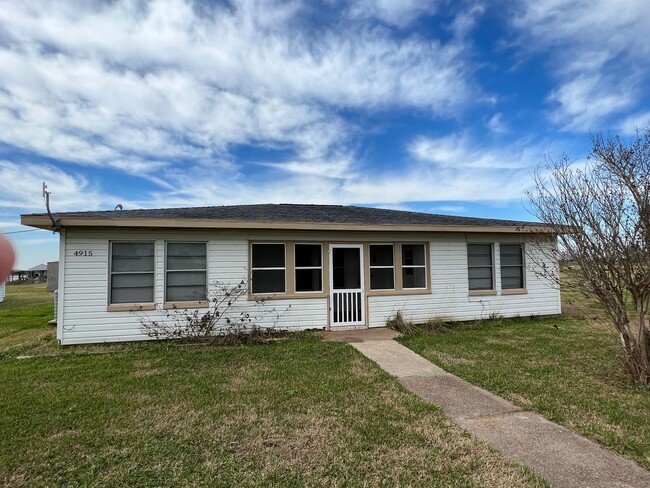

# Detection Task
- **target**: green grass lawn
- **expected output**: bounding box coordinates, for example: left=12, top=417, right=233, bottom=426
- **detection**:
left=399, top=315, right=650, bottom=470
left=0, top=284, right=545, bottom=487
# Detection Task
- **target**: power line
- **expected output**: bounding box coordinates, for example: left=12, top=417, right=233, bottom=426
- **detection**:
left=3, top=229, right=44, bottom=235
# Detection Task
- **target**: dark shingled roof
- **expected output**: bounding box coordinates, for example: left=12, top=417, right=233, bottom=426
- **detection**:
left=27, top=204, right=544, bottom=227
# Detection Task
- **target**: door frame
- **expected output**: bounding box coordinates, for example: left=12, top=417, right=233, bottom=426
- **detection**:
left=328, top=244, right=366, bottom=327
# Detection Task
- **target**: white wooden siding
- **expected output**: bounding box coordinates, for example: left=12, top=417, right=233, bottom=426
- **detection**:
left=58, top=228, right=560, bottom=344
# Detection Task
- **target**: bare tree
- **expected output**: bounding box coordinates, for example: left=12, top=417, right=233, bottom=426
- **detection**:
left=527, top=129, right=650, bottom=385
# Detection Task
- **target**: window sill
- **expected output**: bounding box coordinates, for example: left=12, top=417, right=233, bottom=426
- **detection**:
left=367, top=289, right=431, bottom=297
left=468, top=290, right=497, bottom=297
left=163, top=301, right=209, bottom=310
left=107, top=303, right=156, bottom=312
left=501, top=289, right=528, bottom=296
left=248, top=292, right=327, bottom=300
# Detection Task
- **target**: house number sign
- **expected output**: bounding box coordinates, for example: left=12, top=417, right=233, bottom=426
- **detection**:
left=73, top=250, right=93, bottom=257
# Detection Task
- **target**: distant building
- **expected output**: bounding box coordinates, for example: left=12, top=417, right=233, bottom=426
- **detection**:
left=0, top=279, right=5, bottom=303
left=12, top=264, right=48, bottom=282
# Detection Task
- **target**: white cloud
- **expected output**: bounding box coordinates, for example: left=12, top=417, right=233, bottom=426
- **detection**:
left=510, top=0, right=650, bottom=131
left=0, top=160, right=114, bottom=211
left=449, top=2, right=485, bottom=38
left=619, top=111, right=650, bottom=135
left=486, top=113, right=508, bottom=134
left=433, top=205, right=466, bottom=213
left=0, top=0, right=479, bottom=198
left=408, top=133, right=535, bottom=169
left=547, top=75, right=635, bottom=131
left=344, top=0, right=439, bottom=28
left=137, top=133, right=542, bottom=208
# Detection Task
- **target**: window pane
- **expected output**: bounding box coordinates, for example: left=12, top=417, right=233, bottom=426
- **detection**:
left=167, top=271, right=206, bottom=287
left=167, top=285, right=207, bottom=302
left=167, top=256, right=206, bottom=270
left=167, top=243, right=206, bottom=270
left=295, top=269, right=322, bottom=292
left=252, top=244, right=285, bottom=268
left=110, top=273, right=154, bottom=304
left=469, top=267, right=493, bottom=290
left=111, top=286, right=154, bottom=304
left=370, top=245, right=393, bottom=266
left=402, top=244, right=425, bottom=266
left=500, top=244, right=523, bottom=266
left=370, top=268, right=394, bottom=290
left=252, top=269, right=285, bottom=293
left=469, top=267, right=492, bottom=280
left=469, top=277, right=493, bottom=291
left=502, top=276, right=524, bottom=290
left=112, top=242, right=154, bottom=258
left=403, top=267, right=426, bottom=289
left=112, top=273, right=154, bottom=289
left=295, top=244, right=321, bottom=268
left=111, top=242, right=154, bottom=272
left=468, top=244, right=492, bottom=267
left=501, top=267, right=524, bottom=289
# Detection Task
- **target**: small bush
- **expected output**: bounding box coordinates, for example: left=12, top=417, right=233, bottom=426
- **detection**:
left=386, top=311, right=451, bottom=336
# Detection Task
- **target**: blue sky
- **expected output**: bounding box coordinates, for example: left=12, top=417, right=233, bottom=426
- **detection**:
left=1, top=0, right=650, bottom=269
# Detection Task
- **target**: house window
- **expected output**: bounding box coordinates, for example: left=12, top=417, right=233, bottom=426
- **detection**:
left=467, top=243, right=494, bottom=291
left=402, top=244, right=426, bottom=289
left=165, top=242, right=207, bottom=302
left=295, top=244, right=322, bottom=292
left=251, top=243, right=286, bottom=294
left=369, top=244, right=394, bottom=290
left=110, top=242, right=155, bottom=304
left=500, top=243, right=525, bottom=290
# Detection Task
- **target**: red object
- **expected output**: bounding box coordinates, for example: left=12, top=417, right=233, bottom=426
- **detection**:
left=0, top=234, right=15, bottom=282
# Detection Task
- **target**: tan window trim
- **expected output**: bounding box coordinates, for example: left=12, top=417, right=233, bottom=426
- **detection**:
left=367, top=289, right=431, bottom=297
left=499, top=242, right=526, bottom=292
left=251, top=292, right=328, bottom=301
left=107, top=303, right=156, bottom=312
left=367, top=243, right=396, bottom=292
left=164, top=241, right=208, bottom=304
left=468, top=290, right=497, bottom=297
left=501, top=288, right=528, bottom=296
left=400, top=242, right=429, bottom=291
left=294, top=242, right=324, bottom=294
left=249, top=242, right=288, bottom=297
left=467, top=242, right=495, bottom=294
left=108, top=240, right=156, bottom=308
left=163, top=300, right=209, bottom=309
left=251, top=240, right=430, bottom=300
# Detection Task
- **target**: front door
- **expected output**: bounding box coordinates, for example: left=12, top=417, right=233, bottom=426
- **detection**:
left=329, top=244, right=365, bottom=327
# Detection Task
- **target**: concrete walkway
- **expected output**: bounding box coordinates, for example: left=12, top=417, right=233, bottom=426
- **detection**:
left=325, top=328, right=650, bottom=488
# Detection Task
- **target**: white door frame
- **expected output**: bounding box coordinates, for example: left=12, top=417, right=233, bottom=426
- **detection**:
left=329, top=244, right=365, bottom=327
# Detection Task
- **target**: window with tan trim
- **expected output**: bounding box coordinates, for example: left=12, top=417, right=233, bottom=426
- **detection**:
left=165, top=242, right=207, bottom=302
left=500, top=243, right=525, bottom=290
left=109, top=241, right=155, bottom=304
left=402, top=244, right=427, bottom=289
left=467, top=243, right=494, bottom=291
left=369, top=244, right=394, bottom=290
left=251, top=243, right=286, bottom=294
left=294, top=243, right=323, bottom=292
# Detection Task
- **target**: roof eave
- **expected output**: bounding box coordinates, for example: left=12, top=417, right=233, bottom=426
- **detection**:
left=20, top=214, right=563, bottom=234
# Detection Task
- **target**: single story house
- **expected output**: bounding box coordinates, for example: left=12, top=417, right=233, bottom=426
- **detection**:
left=21, top=204, right=561, bottom=345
